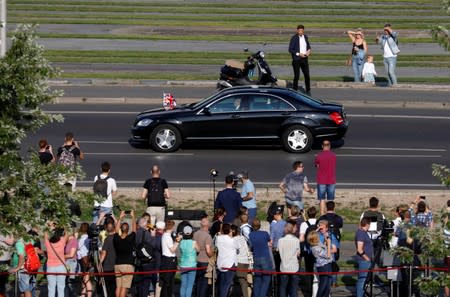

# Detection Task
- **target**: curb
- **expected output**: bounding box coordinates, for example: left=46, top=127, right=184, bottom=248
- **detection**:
left=49, top=79, right=450, bottom=92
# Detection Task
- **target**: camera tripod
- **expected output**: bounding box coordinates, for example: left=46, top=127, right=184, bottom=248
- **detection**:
left=88, top=237, right=108, bottom=297
left=363, top=237, right=387, bottom=297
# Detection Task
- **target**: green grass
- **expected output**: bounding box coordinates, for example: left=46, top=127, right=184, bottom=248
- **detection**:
left=30, top=32, right=435, bottom=45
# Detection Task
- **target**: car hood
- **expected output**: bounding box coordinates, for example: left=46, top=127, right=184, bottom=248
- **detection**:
left=137, top=106, right=191, bottom=119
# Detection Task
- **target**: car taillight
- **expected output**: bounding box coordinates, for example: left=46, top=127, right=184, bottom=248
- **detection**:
left=330, top=112, right=344, bottom=125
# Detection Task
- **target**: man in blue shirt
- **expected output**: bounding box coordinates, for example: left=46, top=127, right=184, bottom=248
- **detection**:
left=271, top=207, right=286, bottom=296
left=215, top=175, right=242, bottom=224
left=238, top=171, right=257, bottom=224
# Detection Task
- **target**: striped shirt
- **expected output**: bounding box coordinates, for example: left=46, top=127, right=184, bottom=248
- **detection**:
left=278, top=234, right=300, bottom=272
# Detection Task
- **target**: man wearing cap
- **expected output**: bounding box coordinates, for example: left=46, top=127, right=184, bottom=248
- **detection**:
left=314, top=140, right=337, bottom=216
left=215, top=175, right=242, bottom=224
left=270, top=206, right=287, bottom=294
left=238, top=171, right=257, bottom=224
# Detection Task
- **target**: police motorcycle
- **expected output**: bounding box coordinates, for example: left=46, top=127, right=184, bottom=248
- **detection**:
left=217, top=48, right=286, bottom=90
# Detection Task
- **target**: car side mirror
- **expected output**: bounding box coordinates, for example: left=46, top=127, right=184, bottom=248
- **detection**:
left=203, top=107, right=211, bottom=115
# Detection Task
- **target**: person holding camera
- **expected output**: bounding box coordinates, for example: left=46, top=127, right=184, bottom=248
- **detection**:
left=38, top=139, right=55, bottom=165
left=215, top=175, right=242, bottom=224
left=238, top=171, right=257, bottom=224
left=307, top=230, right=332, bottom=297
left=355, top=218, right=373, bottom=297
left=160, top=220, right=182, bottom=297
left=93, top=161, right=118, bottom=224
left=57, top=132, right=84, bottom=191
left=114, top=210, right=137, bottom=297
left=376, top=23, right=400, bottom=87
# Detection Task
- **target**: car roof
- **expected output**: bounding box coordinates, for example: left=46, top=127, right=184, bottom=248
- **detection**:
left=218, top=85, right=293, bottom=96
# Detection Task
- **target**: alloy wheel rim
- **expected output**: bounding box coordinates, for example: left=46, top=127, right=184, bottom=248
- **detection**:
left=156, top=129, right=176, bottom=149
left=287, top=130, right=307, bottom=150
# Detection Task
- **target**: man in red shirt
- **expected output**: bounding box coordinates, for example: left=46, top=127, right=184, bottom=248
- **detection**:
left=314, top=140, right=337, bottom=215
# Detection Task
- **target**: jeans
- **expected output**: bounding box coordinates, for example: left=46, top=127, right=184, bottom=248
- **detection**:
left=196, top=262, right=209, bottom=297
left=292, top=59, right=311, bottom=92
left=139, top=263, right=158, bottom=297
left=357, top=260, right=371, bottom=297
left=180, top=269, right=196, bottom=297
left=247, top=208, right=257, bottom=224
left=316, top=263, right=332, bottom=297
left=285, top=198, right=304, bottom=210
left=352, top=55, right=364, bottom=82
left=47, top=265, right=66, bottom=297
left=92, top=206, right=112, bottom=224
left=253, top=257, right=273, bottom=297
left=384, top=56, right=397, bottom=86
left=218, top=267, right=235, bottom=297
left=317, top=184, right=335, bottom=200
left=279, top=273, right=299, bottom=297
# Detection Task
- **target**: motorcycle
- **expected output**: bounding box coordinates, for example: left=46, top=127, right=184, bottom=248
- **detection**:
left=217, top=48, right=286, bottom=89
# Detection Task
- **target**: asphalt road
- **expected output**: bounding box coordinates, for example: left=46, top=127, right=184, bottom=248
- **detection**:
left=21, top=87, right=450, bottom=189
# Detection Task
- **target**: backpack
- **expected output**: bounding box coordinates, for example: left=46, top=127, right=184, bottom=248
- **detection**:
left=147, top=179, right=166, bottom=207
left=58, top=146, right=76, bottom=167
left=323, top=213, right=342, bottom=241
left=93, top=175, right=110, bottom=198
left=135, top=231, right=154, bottom=265
left=24, top=243, right=40, bottom=273
left=302, top=220, right=317, bottom=254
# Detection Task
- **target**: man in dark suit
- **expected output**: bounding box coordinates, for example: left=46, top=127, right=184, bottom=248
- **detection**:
left=288, top=24, right=312, bottom=94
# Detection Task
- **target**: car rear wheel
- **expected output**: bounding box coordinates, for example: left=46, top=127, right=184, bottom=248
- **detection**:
left=150, top=124, right=182, bottom=152
left=282, top=125, right=313, bottom=153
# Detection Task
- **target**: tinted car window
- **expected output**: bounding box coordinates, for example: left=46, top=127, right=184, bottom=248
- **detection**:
left=249, top=95, right=294, bottom=111
left=209, top=95, right=245, bottom=113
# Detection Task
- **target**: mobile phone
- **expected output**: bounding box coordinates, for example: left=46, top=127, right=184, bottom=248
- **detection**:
left=124, top=210, right=131, bottom=215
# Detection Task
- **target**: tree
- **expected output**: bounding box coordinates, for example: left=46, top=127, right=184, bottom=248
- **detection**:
left=0, top=24, right=91, bottom=242
left=431, top=0, right=449, bottom=50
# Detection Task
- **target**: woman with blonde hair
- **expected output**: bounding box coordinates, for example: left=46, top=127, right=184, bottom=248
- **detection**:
left=307, top=230, right=332, bottom=297
left=347, top=29, right=368, bottom=82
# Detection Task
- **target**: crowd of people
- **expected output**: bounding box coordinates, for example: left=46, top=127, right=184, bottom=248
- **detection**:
left=289, top=23, right=400, bottom=94
left=0, top=132, right=448, bottom=297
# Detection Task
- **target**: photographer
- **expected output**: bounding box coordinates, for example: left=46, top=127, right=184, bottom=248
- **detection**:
left=57, top=132, right=84, bottom=191
left=409, top=197, right=434, bottom=228
left=160, top=220, right=182, bottom=297
left=355, top=218, right=373, bottom=297
left=38, top=139, right=55, bottom=165
left=307, top=230, right=332, bottom=297
left=114, top=210, right=137, bottom=297
left=98, top=213, right=117, bottom=297
left=214, top=175, right=242, bottom=224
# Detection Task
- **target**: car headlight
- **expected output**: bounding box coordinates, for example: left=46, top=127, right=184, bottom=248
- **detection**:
left=136, top=119, right=153, bottom=127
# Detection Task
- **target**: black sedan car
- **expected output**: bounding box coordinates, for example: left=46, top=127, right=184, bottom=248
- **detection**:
left=129, top=86, right=348, bottom=153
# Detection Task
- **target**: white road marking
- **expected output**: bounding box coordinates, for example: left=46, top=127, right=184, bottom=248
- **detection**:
left=342, top=146, right=446, bottom=152
left=76, top=180, right=442, bottom=188
left=349, top=114, right=450, bottom=120
left=45, top=110, right=450, bottom=120
left=81, top=141, right=129, bottom=144
left=84, top=152, right=194, bottom=156
left=336, top=154, right=441, bottom=158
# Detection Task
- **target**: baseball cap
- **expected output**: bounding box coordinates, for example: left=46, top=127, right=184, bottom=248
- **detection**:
left=183, top=225, right=193, bottom=236
left=155, top=221, right=165, bottom=230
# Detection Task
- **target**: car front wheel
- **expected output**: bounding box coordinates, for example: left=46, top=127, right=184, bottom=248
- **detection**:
left=150, top=124, right=182, bottom=152
left=282, top=125, right=313, bottom=153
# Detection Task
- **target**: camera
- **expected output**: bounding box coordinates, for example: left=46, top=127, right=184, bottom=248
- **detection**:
left=124, top=210, right=131, bottom=215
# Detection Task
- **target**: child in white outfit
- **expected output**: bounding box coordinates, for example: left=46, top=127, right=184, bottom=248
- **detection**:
left=362, top=55, right=377, bottom=84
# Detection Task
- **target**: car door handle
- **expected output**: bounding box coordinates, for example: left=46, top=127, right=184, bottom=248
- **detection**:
left=231, top=114, right=241, bottom=119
